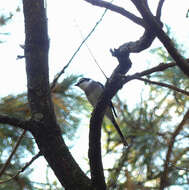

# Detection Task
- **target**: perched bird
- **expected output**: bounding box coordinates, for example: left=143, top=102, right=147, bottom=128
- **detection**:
left=75, top=77, right=127, bottom=146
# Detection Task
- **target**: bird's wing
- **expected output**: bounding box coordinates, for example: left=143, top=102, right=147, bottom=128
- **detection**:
left=96, top=81, right=118, bottom=118
left=96, top=81, right=105, bottom=89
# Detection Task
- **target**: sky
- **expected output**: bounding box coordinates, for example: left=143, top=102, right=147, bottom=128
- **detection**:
left=0, top=0, right=189, bottom=189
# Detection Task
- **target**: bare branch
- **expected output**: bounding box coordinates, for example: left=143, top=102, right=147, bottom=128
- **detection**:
left=0, top=115, right=30, bottom=130
left=136, top=77, right=189, bottom=96
left=160, top=109, right=189, bottom=189
left=131, top=0, right=189, bottom=77
left=84, top=0, right=145, bottom=27
left=137, top=62, right=176, bottom=77
left=0, top=130, right=26, bottom=178
left=123, top=58, right=189, bottom=84
left=124, top=62, right=176, bottom=84
left=0, top=151, right=42, bottom=184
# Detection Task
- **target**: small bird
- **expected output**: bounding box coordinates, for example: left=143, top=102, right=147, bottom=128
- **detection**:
left=75, top=77, right=127, bottom=146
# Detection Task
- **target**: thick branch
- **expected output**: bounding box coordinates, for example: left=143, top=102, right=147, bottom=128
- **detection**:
left=0, top=115, right=30, bottom=130
left=160, top=109, right=189, bottom=189
left=118, top=29, right=156, bottom=54
left=131, top=0, right=189, bottom=77
left=84, top=0, right=145, bottom=27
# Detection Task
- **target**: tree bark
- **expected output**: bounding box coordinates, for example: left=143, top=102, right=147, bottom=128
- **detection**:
left=22, top=0, right=92, bottom=189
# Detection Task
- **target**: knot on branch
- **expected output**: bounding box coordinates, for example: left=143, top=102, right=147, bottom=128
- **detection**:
left=110, top=48, right=132, bottom=75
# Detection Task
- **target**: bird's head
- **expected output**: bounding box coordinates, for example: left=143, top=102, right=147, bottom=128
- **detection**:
left=75, top=78, right=92, bottom=91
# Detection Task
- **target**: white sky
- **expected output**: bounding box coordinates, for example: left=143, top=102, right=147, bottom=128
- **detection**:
left=0, top=0, right=189, bottom=189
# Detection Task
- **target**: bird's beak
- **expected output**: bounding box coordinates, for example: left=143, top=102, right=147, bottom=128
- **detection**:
left=75, top=82, right=79, bottom=86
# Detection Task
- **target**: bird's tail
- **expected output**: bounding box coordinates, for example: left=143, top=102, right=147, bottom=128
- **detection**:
left=111, top=119, right=128, bottom=146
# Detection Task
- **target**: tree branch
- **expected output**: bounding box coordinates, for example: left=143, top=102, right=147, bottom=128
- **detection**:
left=131, top=0, right=189, bottom=77
left=136, top=77, right=189, bottom=96
left=156, top=0, right=165, bottom=19
left=137, top=62, right=176, bottom=77
left=0, top=151, right=42, bottom=184
left=0, top=130, right=26, bottom=178
left=160, top=109, right=189, bottom=189
left=84, top=0, right=146, bottom=27
left=0, top=115, right=30, bottom=130
left=123, top=62, right=176, bottom=84
left=118, top=29, right=156, bottom=53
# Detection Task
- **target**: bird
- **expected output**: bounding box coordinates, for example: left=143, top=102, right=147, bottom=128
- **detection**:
left=75, top=77, right=128, bottom=146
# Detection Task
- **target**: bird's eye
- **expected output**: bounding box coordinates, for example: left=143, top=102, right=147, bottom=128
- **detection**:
left=79, top=78, right=90, bottom=84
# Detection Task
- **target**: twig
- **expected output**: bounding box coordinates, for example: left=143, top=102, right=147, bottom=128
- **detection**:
left=136, top=77, right=189, bottom=96
left=74, top=19, right=108, bottom=79
left=160, top=109, right=189, bottom=189
left=168, top=162, right=189, bottom=172
left=84, top=0, right=146, bottom=27
left=0, top=151, right=42, bottom=184
left=0, top=130, right=26, bottom=178
left=0, top=115, right=30, bottom=130
left=16, top=55, right=25, bottom=60
left=51, top=3, right=111, bottom=90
